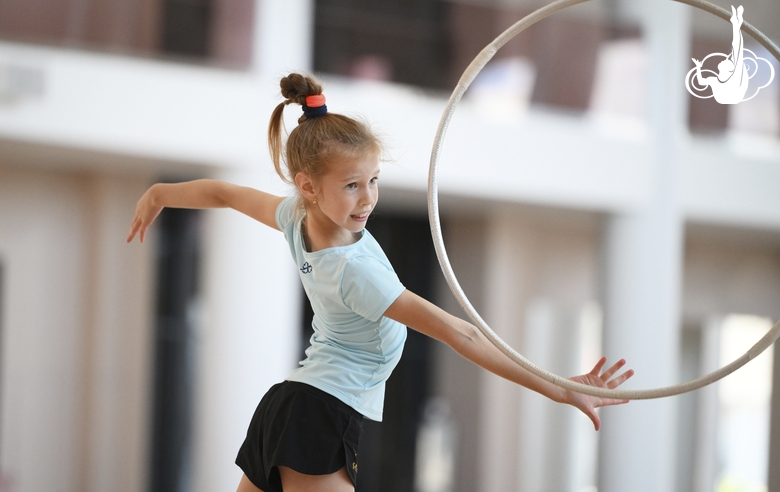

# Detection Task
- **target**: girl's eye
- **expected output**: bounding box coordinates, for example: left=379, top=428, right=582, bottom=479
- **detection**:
left=370, top=177, right=378, bottom=184
left=346, top=183, right=357, bottom=189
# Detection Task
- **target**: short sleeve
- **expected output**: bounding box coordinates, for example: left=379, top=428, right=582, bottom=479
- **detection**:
left=341, top=256, right=405, bottom=322
left=275, top=195, right=298, bottom=231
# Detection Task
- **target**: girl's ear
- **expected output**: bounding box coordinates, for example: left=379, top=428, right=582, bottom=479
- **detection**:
left=295, top=172, right=317, bottom=202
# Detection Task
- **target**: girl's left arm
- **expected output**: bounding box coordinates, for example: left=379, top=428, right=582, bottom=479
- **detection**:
left=384, top=290, right=634, bottom=430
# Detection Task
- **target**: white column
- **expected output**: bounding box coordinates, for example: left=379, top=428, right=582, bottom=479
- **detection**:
left=598, top=1, right=689, bottom=491
left=693, top=317, right=721, bottom=492
left=193, top=168, right=300, bottom=492
left=516, top=299, right=582, bottom=492
left=83, top=175, right=156, bottom=492
left=0, top=171, right=155, bottom=492
left=478, top=210, right=525, bottom=492
left=515, top=299, right=555, bottom=492
left=252, top=0, right=314, bottom=76
left=0, top=171, right=91, bottom=492
left=770, top=335, right=780, bottom=492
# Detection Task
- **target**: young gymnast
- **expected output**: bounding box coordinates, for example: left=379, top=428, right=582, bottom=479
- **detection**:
left=127, top=73, right=634, bottom=492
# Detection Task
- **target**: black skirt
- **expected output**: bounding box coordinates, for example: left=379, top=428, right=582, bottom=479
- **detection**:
left=236, top=381, right=364, bottom=492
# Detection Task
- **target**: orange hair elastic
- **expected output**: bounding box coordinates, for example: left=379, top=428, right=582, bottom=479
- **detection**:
left=305, top=94, right=326, bottom=108
left=306, top=94, right=325, bottom=108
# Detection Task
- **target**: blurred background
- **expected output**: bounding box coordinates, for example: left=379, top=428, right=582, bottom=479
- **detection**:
left=0, top=0, right=778, bottom=491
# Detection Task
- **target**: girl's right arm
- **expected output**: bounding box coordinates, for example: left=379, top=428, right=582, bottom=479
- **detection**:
left=384, top=290, right=633, bottom=431
left=126, top=179, right=284, bottom=243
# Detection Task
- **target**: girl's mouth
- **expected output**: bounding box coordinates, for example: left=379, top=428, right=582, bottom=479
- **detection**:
left=351, top=213, right=369, bottom=222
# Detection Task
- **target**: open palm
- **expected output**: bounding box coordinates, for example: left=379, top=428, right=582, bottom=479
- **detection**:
left=565, top=357, right=634, bottom=431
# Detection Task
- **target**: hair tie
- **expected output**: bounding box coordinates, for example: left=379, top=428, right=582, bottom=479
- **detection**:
left=303, top=94, right=327, bottom=118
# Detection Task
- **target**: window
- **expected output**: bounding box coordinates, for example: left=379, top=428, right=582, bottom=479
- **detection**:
left=313, top=0, right=451, bottom=89
left=161, top=0, right=212, bottom=57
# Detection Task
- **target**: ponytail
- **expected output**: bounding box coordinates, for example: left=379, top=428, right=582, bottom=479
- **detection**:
left=267, top=73, right=324, bottom=184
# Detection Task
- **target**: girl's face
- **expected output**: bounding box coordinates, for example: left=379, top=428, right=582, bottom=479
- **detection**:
left=311, top=153, right=380, bottom=235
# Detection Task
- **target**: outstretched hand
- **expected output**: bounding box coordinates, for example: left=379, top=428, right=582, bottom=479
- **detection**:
left=564, top=357, right=634, bottom=431
left=126, top=186, right=163, bottom=243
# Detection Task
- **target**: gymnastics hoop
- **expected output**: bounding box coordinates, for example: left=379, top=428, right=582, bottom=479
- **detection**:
left=428, top=0, right=780, bottom=400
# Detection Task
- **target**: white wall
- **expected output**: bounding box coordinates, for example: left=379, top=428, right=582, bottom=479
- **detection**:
left=2, top=41, right=779, bottom=228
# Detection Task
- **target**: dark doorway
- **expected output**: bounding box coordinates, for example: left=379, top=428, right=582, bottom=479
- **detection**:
left=148, top=207, right=201, bottom=492
left=299, top=212, right=437, bottom=492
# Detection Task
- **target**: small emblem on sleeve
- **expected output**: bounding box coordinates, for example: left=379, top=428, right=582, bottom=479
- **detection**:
left=300, top=262, right=313, bottom=274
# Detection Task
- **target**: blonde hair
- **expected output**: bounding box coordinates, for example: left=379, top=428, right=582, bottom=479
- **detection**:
left=268, top=73, right=382, bottom=193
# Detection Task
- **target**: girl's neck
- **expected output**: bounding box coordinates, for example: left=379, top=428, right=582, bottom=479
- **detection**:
left=302, top=208, right=361, bottom=252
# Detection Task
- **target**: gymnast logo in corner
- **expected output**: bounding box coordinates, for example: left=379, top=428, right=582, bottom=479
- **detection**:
left=300, top=262, right=313, bottom=274
left=685, top=5, right=774, bottom=104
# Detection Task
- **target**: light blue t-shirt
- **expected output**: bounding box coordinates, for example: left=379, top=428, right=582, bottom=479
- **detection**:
left=276, top=196, right=407, bottom=421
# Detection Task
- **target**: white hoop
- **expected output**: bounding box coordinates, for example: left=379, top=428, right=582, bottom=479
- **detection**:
left=427, top=0, right=780, bottom=399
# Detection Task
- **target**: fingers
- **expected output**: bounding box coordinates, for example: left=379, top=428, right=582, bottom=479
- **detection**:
left=126, top=217, right=147, bottom=243
left=607, top=368, right=634, bottom=389
left=127, top=192, right=161, bottom=244
left=573, top=359, right=635, bottom=430
left=599, top=359, right=626, bottom=381
left=590, top=357, right=629, bottom=384
left=127, top=221, right=138, bottom=243
left=589, top=357, right=634, bottom=391
left=600, top=398, right=629, bottom=408
left=589, top=356, right=607, bottom=376
left=589, top=410, right=601, bottom=431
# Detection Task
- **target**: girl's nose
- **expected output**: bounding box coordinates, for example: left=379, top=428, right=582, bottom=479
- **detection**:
left=360, top=189, right=375, bottom=206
